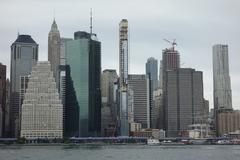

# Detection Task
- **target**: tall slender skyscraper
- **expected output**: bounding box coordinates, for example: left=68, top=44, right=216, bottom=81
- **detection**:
left=0, top=63, right=6, bottom=137
left=119, top=19, right=128, bottom=88
left=213, top=44, right=232, bottom=111
left=146, top=57, right=158, bottom=127
left=65, top=31, right=101, bottom=137
left=118, top=19, right=129, bottom=136
left=10, top=35, right=38, bottom=137
left=20, top=61, right=63, bottom=139
left=48, top=19, right=61, bottom=90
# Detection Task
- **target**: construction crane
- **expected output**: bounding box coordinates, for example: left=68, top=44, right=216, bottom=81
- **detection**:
left=163, top=39, right=177, bottom=51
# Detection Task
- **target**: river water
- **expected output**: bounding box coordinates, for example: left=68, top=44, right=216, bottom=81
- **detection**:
left=1, top=145, right=240, bottom=160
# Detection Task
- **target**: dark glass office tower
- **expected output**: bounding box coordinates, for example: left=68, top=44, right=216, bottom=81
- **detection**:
left=65, top=31, right=101, bottom=137
left=10, top=35, right=38, bottom=137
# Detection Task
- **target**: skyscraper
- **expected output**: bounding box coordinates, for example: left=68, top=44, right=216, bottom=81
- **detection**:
left=213, top=44, right=232, bottom=111
left=119, top=19, right=128, bottom=88
left=10, top=34, right=38, bottom=137
left=118, top=19, right=129, bottom=136
left=101, top=69, right=118, bottom=135
left=48, top=19, right=61, bottom=90
left=165, top=68, right=204, bottom=137
left=0, top=63, right=6, bottom=137
left=65, top=31, right=101, bottom=137
left=20, top=61, right=63, bottom=139
left=128, top=74, right=150, bottom=128
left=59, top=37, right=72, bottom=136
left=146, top=57, right=158, bottom=127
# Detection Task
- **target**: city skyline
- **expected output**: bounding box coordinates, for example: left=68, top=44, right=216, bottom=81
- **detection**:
left=0, top=0, right=240, bottom=109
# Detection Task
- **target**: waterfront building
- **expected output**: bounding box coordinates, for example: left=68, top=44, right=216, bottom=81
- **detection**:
left=20, top=61, right=63, bottom=139
left=4, top=79, right=10, bottom=137
left=128, top=74, right=150, bottom=128
left=10, top=34, right=38, bottom=137
left=152, top=88, right=163, bottom=129
left=59, top=37, right=72, bottom=136
left=48, top=19, right=61, bottom=91
left=0, top=63, right=6, bottom=137
left=165, top=68, right=204, bottom=137
left=146, top=57, right=158, bottom=128
left=118, top=19, right=129, bottom=136
left=217, top=110, right=240, bottom=136
left=213, top=44, right=232, bottom=111
left=65, top=31, right=101, bottom=137
left=101, top=69, right=118, bottom=135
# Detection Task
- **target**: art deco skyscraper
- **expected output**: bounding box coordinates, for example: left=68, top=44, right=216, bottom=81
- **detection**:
left=20, top=61, right=63, bottom=139
left=48, top=19, right=61, bottom=90
left=10, top=35, right=38, bottom=137
left=213, top=44, right=232, bottom=111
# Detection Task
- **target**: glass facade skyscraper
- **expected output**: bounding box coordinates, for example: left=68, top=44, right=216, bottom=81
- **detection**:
left=10, top=35, right=38, bottom=137
left=65, top=31, right=101, bottom=137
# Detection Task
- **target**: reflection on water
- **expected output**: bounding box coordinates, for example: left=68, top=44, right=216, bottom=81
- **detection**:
left=0, top=145, right=240, bottom=160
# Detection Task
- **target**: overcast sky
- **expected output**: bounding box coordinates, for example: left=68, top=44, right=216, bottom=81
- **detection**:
left=0, top=0, right=240, bottom=109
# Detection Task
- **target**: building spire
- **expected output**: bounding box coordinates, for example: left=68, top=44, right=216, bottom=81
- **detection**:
left=90, top=8, right=93, bottom=35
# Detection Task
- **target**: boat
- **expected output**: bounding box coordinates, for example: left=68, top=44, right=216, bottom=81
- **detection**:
left=147, top=138, right=160, bottom=145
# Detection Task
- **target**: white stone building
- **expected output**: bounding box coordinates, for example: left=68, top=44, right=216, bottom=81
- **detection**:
left=20, top=61, right=63, bottom=139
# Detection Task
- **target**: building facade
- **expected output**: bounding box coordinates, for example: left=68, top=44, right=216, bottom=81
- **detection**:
left=20, top=61, right=63, bottom=139
left=218, top=110, right=240, bottom=136
left=101, top=69, right=118, bottom=135
left=48, top=19, right=61, bottom=91
left=213, top=44, right=232, bottom=111
left=165, top=68, right=204, bottom=137
left=146, top=57, right=158, bottom=127
left=65, top=31, right=101, bottom=137
left=10, top=34, right=38, bottom=137
left=0, top=63, right=6, bottom=137
left=128, top=74, right=150, bottom=128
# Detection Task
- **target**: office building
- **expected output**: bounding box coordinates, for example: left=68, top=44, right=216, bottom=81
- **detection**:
left=20, top=61, right=63, bottom=139
left=165, top=68, right=204, bottom=137
left=128, top=74, right=150, bottom=128
left=153, top=88, right=163, bottom=129
left=213, top=44, right=232, bottom=111
left=101, top=69, right=118, bottom=135
left=59, top=38, right=72, bottom=136
left=0, top=63, right=6, bottom=137
left=4, top=79, right=10, bottom=137
left=10, top=34, right=38, bottom=137
left=146, top=57, right=158, bottom=127
left=48, top=19, right=61, bottom=90
left=65, top=31, right=101, bottom=137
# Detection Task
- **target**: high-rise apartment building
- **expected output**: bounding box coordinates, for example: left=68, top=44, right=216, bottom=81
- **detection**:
left=165, top=68, right=204, bottom=137
left=65, top=31, right=101, bottom=137
left=118, top=19, right=129, bottom=136
left=0, top=63, right=6, bottom=137
left=20, top=61, right=63, bottom=139
left=48, top=19, right=61, bottom=90
left=128, top=74, right=150, bottom=128
left=213, top=44, right=232, bottom=111
left=10, top=35, right=38, bottom=137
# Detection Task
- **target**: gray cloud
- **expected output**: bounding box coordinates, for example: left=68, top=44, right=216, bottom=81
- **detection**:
left=0, top=0, right=239, bottom=109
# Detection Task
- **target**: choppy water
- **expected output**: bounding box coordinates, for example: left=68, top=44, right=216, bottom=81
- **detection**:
left=1, top=145, right=240, bottom=160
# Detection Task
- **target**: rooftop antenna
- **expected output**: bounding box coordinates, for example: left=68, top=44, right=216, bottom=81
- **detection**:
left=90, top=8, right=93, bottom=35
left=53, top=9, right=55, bottom=20
left=17, top=29, right=20, bottom=36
